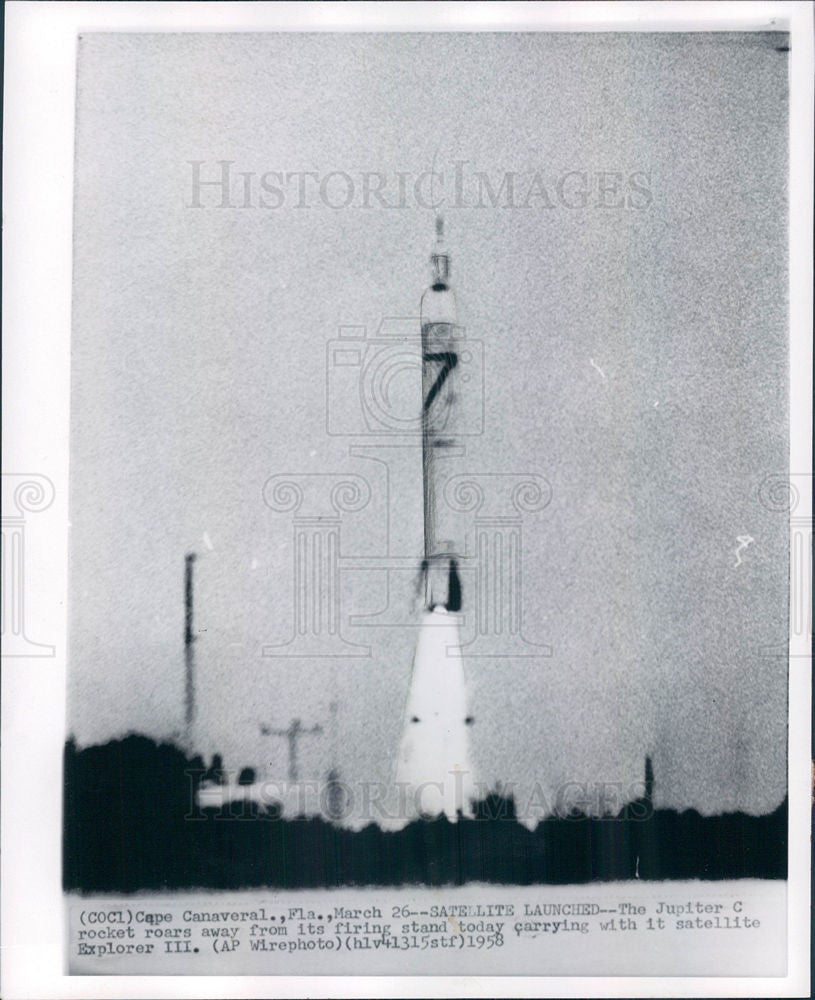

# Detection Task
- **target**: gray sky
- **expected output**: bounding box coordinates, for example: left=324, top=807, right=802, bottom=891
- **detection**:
left=69, top=31, right=789, bottom=817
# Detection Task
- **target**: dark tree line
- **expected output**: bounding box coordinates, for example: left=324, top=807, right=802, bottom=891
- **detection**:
left=64, top=735, right=787, bottom=894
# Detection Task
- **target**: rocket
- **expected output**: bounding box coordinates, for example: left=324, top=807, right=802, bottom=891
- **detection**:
left=393, top=218, right=476, bottom=823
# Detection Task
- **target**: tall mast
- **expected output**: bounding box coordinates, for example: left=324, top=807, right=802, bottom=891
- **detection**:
left=184, top=552, right=197, bottom=746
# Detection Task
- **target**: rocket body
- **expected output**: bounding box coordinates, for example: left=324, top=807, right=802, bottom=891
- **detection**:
left=420, top=224, right=465, bottom=610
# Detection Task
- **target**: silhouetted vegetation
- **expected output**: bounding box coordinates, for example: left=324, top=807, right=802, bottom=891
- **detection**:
left=203, top=753, right=225, bottom=785
left=63, top=735, right=787, bottom=894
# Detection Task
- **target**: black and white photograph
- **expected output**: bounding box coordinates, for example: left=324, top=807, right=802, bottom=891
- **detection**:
left=2, top=2, right=812, bottom=997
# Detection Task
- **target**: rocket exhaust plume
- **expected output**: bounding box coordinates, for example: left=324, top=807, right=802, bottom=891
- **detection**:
left=393, top=217, right=476, bottom=823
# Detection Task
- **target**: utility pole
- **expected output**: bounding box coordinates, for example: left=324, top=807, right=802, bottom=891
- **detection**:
left=261, top=718, right=322, bottom=781
left=184, top=552, right=197, bottom=747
